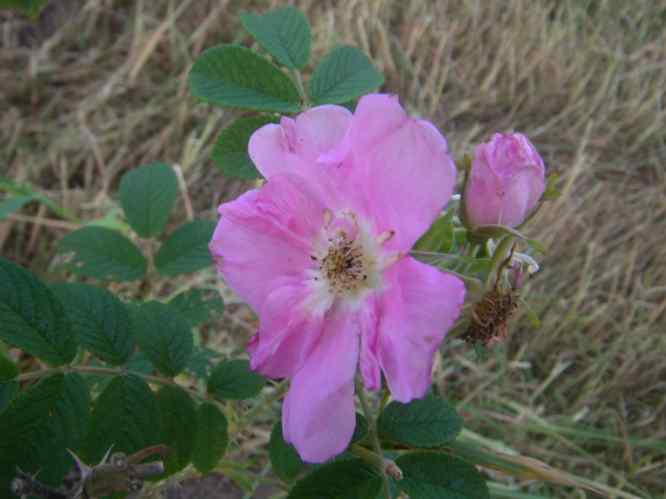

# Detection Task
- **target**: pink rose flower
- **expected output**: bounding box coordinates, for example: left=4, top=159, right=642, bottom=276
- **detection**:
left=210, top=94, right=465, bottom=463
left=464, top=133, right=546, bottom=228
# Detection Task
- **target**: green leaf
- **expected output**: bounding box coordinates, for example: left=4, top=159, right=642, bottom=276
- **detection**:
left=50, top=283, right=134, bottom=365
left=207, top=359, right=265, bottom=400
left=351, top=413, right=369, bottom=444
left=378, top=395, right=462, bottom=448
left=169, top=288, right=224, bottom=327
left=0, top=381, right=17, bottom=415
left=39, top=373, right=91, bottom=484
left=471, top=224, right=545, bottom=254
left=157, top=385, right=197, bottom=475
left=52, top=373, right=91, bottom=447
left=269, top=420, right=306, bottom=482
left=0, top=177, right=72, bottom=220
left=340, top=98, right=359, bottom=112
left=132, top=301, right=193, bottom=377
left=240, top=7, right=311, bottom=69
left=0, top=195, right=32, bottom=220
left=126, top=350, right=155, bottom=374
left=395, top=452, right=490, bottom=499
left=286, top=459, right=382, bottom=499
left=522, top=298, right=542, bottom=329
left=56, top=226, right=147, bottom=281
left=424, top=253, right=492, bottom=278
left=0, top=0, right=49, bottom=18
left=192, top=402, right=228, bottom=474
left=526, top=238, right=546, bottom=255
left=119, top=162, right=179, bottom=238
left=0, top=375, right=65, bottom=492
left=189, top=44, right=301, bottom=112
left=83, top=374, right=162, bottom=463
left=0, top=354, right=18, bottom=414
left=185, top=346, right=221, bottom=379
left=0, top=258, right=76, bottom=365
left=415, top=212, right=457, bottom=253
left=0, top=374, right=64, bottom=440
left=83, top=351, right=154, bottom=395
left=0, top=351, right=18, bottom=382
left=308, top=46, right=384, bottom=105
left=211, top=115, right=277, bottom=179
left=154, top=220, right=216, bottom=277
left=543, top=172, right=561, bottom=200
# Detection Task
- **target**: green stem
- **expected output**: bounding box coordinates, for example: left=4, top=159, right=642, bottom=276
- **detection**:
left=139, top=240, right=159, bottom=300
left=291, top=69, right=309, bottom=108
left=234, top=380, right=288, bottom=434
left=17, top=365, right=289, bottom=438
left=356, top=379, right=392, bottom=499
left=468, top=241, right=482, bottom=258
left=379, top=389, right=390, bottom=413
left=16, top=365, right=204, bottom=403
left=241, top=460, right=273, bottom=499
left=350, top=443, right=383, bottom=466
left=487, top=235, right=514, bottom=287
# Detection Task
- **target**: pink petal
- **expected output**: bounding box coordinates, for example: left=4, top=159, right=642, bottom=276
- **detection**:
left=282, top=308, right=359, bottom=463
left=248, top=106, right=351, bottom=179
left=346, top=94, right=408, bottom=152
left=499, top=169, right=532, bottom=226
left=359, top=295, right=381, bottom=391
left=209, top=173, right=324, bottom=311
left=378, top=257, right=465, bottom=402
left=293, top=105, right=352, bottom=163
left=344, top=94, right=458, bottom=251
left=247, top=123, right=291, bottom=179
left=464, top=152, right=504, bottom=226
left=248, top=278, right=324, bottom=379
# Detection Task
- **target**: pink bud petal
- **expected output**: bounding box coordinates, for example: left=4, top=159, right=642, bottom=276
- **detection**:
left=464, top=132, right=545, bottom=228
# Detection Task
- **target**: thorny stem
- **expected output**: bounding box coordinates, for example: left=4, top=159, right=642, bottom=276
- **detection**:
left=356, top=379, right=392, bottom=499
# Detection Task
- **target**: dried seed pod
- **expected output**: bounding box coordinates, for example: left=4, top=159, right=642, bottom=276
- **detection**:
left=128, top=477, right=144, bottom=492
left=463, top=243, right=521, bottom=347
left=462, top=288, right=519, bottom=347
left=110, top=452, right=128, bottom=471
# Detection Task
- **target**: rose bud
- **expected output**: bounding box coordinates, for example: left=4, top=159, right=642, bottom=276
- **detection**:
left=463, top=133, right=545, bottom=229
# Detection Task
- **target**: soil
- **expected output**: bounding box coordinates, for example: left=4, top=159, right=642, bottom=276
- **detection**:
left=162, top=473, right=280, bottom=499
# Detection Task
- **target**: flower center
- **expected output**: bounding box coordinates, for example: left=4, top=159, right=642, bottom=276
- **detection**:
left=305, top=209, right=398, bottom=314
left=319, top=231, right=370, bottom=295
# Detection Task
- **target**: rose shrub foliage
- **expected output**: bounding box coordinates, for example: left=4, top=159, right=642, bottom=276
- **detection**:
left=0, top=5, right=553, bottom=499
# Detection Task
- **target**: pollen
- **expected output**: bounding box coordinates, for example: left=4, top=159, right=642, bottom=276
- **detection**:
left=305, top=209, right=399, bottom=313
left=319, top=231, right=369, bottom=295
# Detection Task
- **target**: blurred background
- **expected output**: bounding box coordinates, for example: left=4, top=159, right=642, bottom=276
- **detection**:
left=1, top=0, right=664, bottom=497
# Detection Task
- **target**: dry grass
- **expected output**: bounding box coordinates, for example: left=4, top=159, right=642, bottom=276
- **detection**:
left=1, top=0, right=665, bottom=497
